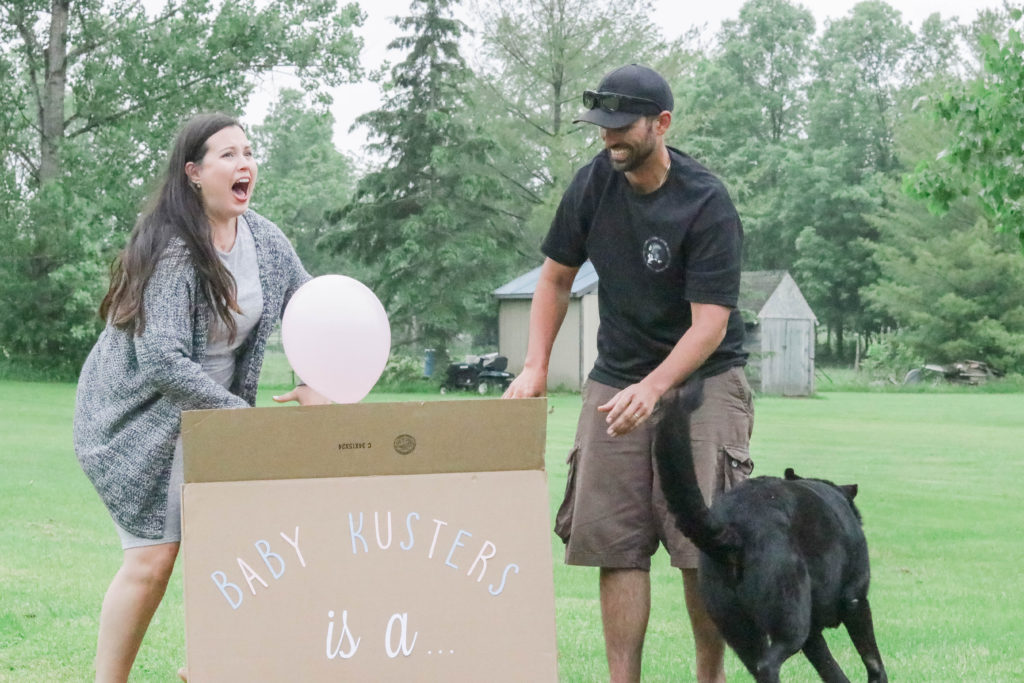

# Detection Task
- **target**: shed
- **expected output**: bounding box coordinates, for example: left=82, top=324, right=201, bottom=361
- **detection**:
left=494, top=265, right=817, bottom=396
left=493, top=261, right=599, bottom=391
left=739, top=270, right=817, bottom=396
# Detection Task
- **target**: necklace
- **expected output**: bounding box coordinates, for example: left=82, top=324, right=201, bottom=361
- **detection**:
left=638, top=162, right=670, bottom=194
left=656, top=161, right=671, bottom=189
left=627, top=156, right=672, bottom=194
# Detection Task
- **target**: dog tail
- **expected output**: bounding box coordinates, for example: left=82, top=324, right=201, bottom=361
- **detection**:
left=654, top=379, right=740, bottom=565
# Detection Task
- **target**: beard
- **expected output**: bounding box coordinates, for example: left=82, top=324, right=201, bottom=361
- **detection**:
left=607, top=120, right=657, bottom=172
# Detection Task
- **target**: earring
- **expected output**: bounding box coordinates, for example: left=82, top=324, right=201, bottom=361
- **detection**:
left=193, top=181, right=201, bottom=190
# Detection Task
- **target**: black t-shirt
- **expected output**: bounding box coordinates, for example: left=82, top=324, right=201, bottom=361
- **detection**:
left=542, top=147, right=747, bottom=388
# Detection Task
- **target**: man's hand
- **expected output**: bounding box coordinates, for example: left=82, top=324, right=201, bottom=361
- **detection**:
left=272, top=384, right=332, bottom=406
left=595, top=301, right=730, bottom=435
left=597, top=380, right=664, bottom=436
left=502, top=367, right=547, bottom=399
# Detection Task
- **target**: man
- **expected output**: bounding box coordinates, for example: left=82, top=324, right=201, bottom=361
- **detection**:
left=503, top=64, right=754, bottom=683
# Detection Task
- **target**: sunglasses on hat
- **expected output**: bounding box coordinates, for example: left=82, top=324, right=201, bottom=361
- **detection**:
left=582, top=90, right=663, bottom=115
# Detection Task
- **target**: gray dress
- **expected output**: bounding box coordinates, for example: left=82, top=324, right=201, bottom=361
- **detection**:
left=115, top=216, right=264, bottom=548
left=74, top=210, right=309, bottom=540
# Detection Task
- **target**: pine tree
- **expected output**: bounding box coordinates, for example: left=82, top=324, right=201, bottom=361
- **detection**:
left=328, top=0, right=524, bottom=354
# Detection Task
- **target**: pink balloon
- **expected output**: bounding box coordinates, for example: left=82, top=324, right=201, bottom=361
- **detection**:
left=281, top=275, right=391, bottom=403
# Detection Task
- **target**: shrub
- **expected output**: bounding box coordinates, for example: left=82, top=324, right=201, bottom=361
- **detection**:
left=859, top=332, right=925, bottom=382
left=376, top=354, right=436, bottom=392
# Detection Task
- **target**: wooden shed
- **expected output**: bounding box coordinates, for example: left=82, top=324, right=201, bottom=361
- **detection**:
left=495, top=265, right=817, bottom=396
left=739, top=270, right=817, bottom=396
left=493, top=261, right=599, bottom=391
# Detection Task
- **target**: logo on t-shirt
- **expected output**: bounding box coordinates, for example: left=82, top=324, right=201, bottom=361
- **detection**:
left=642, top=237, right=671, bottom=273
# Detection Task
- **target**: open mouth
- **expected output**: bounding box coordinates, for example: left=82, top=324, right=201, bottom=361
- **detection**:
left=232, top=178, right=251, bottom=201
left=609, top=146, right=631, bottom=162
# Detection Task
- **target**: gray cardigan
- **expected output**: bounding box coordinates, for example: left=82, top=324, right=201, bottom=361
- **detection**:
left=73, top=210, right=310, bottom=538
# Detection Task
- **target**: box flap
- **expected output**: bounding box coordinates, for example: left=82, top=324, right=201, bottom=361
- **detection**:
left=181, top=398, right=546, bottom=483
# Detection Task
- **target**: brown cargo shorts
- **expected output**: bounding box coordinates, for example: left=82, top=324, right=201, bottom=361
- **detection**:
left=554, top=366, right=754, bottom=570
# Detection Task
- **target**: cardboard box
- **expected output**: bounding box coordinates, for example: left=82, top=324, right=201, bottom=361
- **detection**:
left=180, top=398, right=557, bottom=681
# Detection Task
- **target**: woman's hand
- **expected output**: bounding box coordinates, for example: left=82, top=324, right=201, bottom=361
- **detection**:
left=272, top=384, right=332, bottom=406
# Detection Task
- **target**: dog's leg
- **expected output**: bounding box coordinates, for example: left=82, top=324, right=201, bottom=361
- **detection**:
left=755, top=644, right=797, bottom=683
left=842, top=597, right=888, bottom=683
left=717, top=628, right=767, bottom=680
left=753, top=639, right=804, bottom=683
left=801, top=631, right=850, bottom=683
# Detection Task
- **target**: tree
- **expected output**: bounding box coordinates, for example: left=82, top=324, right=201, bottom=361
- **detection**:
left=808, top=1, right=912, bottom=177
left=0, top=0, right=363, bottom=374
left=4, top=0, right=362, bottom=189
left=863, top=12, right=1024, bottom=376
left=904, top=11, right=971, bottom=85
left=325, top=0, right=525, bottom=355
left=470, top=0, right=666, bottom=242
left=906, top=7, right=1024, bottom=250
left=251, top=89, right=357, bottom=277
left=717, top=0, right=815, bottom=145
left=865, top=193, right=1024, bottom=374
left=671, top=0, right=815, bottom=270
left=794, top=0, right=912, bottom=360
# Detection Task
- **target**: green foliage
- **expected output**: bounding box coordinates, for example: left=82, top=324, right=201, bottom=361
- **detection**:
left=792, top=2, right=914, bottom=360
left=376, top=353, right=433, bottom=390
left=672, top=0, right=815, bottom=272
left=0, top=0, right=363, bottom=373
left=867, top=56, right=1024, bottom=376
left=808, top=1, right=913, bottom=175
left=3, top=0, right=1021, bottom=381
left=858, top=332, right=925, bottom=379
left=903, top=11, right=970, bottom=84
left=907, top=6, right=1024, bottom=249
left=865, top=216, right=1024, bottom=374
left=251, top=89, right=360, bottom=277
left=471, top=0, right=667, bottom=248
left=326, top=0, right=526, bottom=354
left=670, top=0, right=929, bottom=360
left=0, top=184, right=110, bottom=377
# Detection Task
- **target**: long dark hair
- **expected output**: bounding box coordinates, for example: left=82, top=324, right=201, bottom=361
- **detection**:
left=100, top=113, right=243, bottom=340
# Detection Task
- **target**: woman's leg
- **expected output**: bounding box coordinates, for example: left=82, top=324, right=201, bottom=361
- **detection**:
left=94, top=542, right=180, bottom=683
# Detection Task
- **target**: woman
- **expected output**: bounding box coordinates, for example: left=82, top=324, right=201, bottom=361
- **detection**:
left=73, top=113, right=325, bottom=682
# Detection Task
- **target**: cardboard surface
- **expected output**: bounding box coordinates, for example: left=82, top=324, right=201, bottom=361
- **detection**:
left=180, top=399, right=557, bottom=682
left=181, top=398, right=546, bottom=482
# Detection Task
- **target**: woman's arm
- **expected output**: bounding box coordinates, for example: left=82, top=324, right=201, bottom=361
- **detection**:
left=134, top=249, right=248, bottom=410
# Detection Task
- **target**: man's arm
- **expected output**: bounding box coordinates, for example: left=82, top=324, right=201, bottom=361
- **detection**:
left=502, top=258, right=579, bottom=398
left=599, top=301, right=731, bottom=435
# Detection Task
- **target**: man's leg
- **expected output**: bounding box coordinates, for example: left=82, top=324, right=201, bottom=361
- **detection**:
left=683, top=568, right=726, bottom=683
left=600, top=567, right=651, bottom=683
left=563, top=381, right=660, bottom=681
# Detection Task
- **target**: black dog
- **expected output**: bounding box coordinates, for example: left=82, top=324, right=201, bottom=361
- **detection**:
left=654, top=381, right=887, bottom=683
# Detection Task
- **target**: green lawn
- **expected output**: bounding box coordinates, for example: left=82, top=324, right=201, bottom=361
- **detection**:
left=1, top=381, right=1022, bottom=681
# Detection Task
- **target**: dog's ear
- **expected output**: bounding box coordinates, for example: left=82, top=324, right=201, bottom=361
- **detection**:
left=840, top=484, right=859, bottom=500
left=784, top=467, right=801, bottom=481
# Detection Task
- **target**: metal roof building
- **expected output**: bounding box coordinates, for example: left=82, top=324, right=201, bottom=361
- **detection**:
left=494, top=261, right=599, bottom=390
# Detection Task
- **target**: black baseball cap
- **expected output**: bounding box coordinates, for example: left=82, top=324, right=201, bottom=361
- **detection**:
left=573, top=64, right=674, bottom=129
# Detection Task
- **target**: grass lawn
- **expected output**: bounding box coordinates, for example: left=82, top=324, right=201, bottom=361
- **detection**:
left=2, top=380, right=1023, bottom=681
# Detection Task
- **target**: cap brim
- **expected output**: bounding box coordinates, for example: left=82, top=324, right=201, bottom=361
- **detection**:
left=572, top=108, right=642, bottom=129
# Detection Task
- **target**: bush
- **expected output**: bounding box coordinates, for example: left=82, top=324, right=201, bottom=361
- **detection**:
left=859, top=332, right=925, bottom=382
left=375, top=354, right=437, bottom=392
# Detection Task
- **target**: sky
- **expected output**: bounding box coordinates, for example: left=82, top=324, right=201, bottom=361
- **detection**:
left=241, top=0, right=1007, bottom=156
